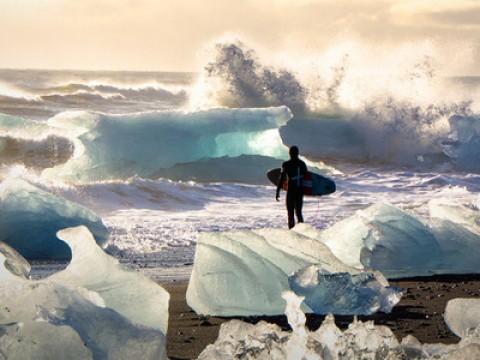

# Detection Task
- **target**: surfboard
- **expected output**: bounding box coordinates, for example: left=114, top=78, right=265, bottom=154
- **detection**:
left=267, top=168, right=336, bottom=196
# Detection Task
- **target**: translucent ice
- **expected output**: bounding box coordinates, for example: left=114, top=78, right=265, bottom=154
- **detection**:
left=43, top=106, right=291, bottom=181
left=186, top=227, right=401, bottom=316
left=0, top=226, right=169, bottom=359
left=0, top=178, right=109, bottom=260
left=289, top=266, right=402, bottom=315
left=294, top=202, right=480, bottom=278
left=199, top=291, right=480, bottom=360
left=445, top=298, right=480, bottom=338
left=51, top=226, right=169, bottom=334
left=310, top=203, right=443, bottom=278
left=429, top=199, right=480, bottom=234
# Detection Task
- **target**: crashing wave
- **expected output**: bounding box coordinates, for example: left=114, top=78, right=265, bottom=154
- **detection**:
left=194, top=40, right=480, bottom=171
left=193, top=41, right=307, bottom=112
left=0, top=113, right=74, bottom=169
left=281, top=101, right=474, bottom=167
left=0, top=226, right=169, bottom=359
left=0, top=134, right=73, bottom=169
left=40, top=83, right=187, bottom=106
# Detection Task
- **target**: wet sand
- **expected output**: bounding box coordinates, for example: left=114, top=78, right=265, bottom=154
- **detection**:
left=161, top=274, right=480, bottom=360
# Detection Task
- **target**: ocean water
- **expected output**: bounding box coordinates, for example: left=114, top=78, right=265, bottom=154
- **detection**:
left=1, top=42, right=480, bottom=272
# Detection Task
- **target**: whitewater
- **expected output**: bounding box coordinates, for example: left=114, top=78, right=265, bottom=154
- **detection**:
left=1, top=40, right=480, bottom=275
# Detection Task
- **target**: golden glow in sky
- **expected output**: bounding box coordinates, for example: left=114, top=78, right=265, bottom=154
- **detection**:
left=1, top=0, right=479, bottom=72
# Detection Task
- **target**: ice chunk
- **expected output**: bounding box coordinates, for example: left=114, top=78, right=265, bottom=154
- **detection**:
left=289, top=265, right=402, bottom=315
left=429, top=199, right=480, bottom=234
left=0, top=178, right=109, bottom=260
left=294, top=203, right=480, bottom=278
left=0, top=226, right=169, bottom=359
left=199, top=291, right=480, bottom=360
left=430, top=219, right=480, bottom=274
left=51, top=226, right=169, bottom=334
left=302, top=203, right=444, bottom=278
left=198, top=290, right=403, bottom=359
left=186, top=226, right=400, bottom=316
left=445, top=298, right=480, bottom=338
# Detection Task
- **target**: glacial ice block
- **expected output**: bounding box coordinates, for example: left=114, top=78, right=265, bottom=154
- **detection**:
left=0, top=226, right=169, bottom=360
left=429, top=199, right=480, bottom=234
left=294, top=202, right=480, bottom=278
left=0, top=178, right=109, bottom=260
left=306, top=203, right=444, bottom=278
left=51, top=226, right=170, bottom=334
left=289, top=265, right=402, bottom=315
left=445, top=298, right=480, bottom=338
left=186, top=226, right=400, bottom=316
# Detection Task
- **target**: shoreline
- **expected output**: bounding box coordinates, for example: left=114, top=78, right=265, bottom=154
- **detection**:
left=161, top=274, right=480, bottom=360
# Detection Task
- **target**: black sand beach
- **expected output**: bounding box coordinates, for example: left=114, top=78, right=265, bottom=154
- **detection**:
left=162, top=274, right=480, bottom=360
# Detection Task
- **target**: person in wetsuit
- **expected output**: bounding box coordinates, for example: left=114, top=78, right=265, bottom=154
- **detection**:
left=276, top=146, right=307, bottom=229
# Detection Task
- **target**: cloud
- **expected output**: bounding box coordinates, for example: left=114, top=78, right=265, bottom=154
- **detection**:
left=390, top=0, right=480, bottom=27
left=0, top=0, right=479, bottom=72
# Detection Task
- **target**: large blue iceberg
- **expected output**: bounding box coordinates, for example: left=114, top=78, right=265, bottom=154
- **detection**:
left=42, top=106, right=291, bottom=182
left=0, top=178, right=109, bottom=260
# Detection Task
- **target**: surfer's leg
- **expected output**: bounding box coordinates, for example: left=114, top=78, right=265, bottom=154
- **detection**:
left=286, top=192, right=295, bottom=229
left=295, top=193, right=304, bottom=223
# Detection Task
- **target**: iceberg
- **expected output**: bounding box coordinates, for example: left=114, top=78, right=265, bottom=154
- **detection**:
left=43, top=106, right=291, bottom=182
left=289, top=266, right=401, bottom=315
left=0, top=226, right=169, bottom=359
left=0, top=178, right=109, bottom=260
left=293, top=202, right=480, bottom=278
left=186, top=226, right=401, bottom=316
left=151, top=154, right=286, bottom=184
left=306, top=203, right=443, bottom=278
left=199, top=290, right=480, bottom=360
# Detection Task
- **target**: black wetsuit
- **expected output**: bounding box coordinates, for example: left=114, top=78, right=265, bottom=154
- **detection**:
left=278, top=158, right=307, bottom=229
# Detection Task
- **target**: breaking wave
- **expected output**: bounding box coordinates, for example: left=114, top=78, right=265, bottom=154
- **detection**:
left=40, top=82, right=188, bottom=104
left=1, top=40, right=480, bottom=178
left=0, top=74, right=190, bottom=117
left=191, top=40, right=480, bottom=171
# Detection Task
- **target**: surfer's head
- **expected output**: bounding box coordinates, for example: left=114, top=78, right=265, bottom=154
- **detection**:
left=289, top=146, right=299, bottom=159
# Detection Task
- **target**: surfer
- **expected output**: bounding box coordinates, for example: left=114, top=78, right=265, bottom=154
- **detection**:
left=276, top=146, right=307, bottom=229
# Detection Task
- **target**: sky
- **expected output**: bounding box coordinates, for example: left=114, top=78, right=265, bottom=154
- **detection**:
left=1, top=0, right=479, bottom=73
